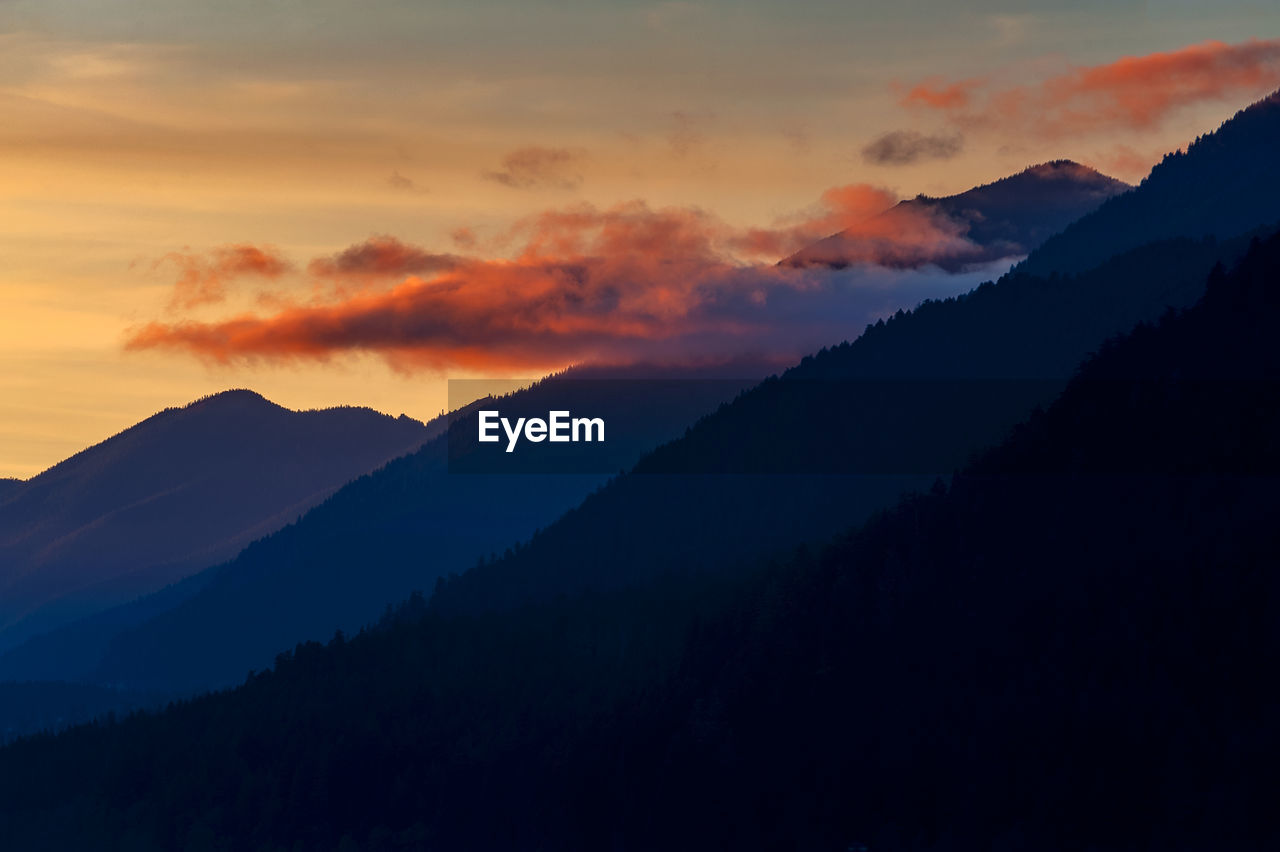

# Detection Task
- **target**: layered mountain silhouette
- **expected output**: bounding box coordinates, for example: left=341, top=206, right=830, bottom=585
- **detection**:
left=432, top=90, right=1280, bottom=617
left=0, top=390, right=432, bottom=650
left=3, top=213, right=1276, bottom=852
left=784, top=160, right=1128, bottom=271
left=0, top=366, right=765, bottom=694
left=1021, top=89, right=1280, bottom=276
left=16, top=89, right=1280, bottom=700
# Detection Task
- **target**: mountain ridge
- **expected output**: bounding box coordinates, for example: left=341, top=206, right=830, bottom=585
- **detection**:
left=0, top=365, right=768, bottom=692
left=0, top=389, right=435, bottom=651
left=3, top=228, right=1277, bottom=850
left=1019, top=88, right=1280, bottom=276
left=13, top=90, right=1280, bottom=697
left=430, top=89, right=1280, bottom=616
left=784, top=158, right=1128, bottom=271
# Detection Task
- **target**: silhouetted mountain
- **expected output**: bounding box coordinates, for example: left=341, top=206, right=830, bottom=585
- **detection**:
left=431, top=230, right=1265, bottom=617
left=15, top=366, right=764, bottom=692
left=1020, top=89, right=1280, bottom=276
left=566, top=233, right=1280, bottom=850
left=0, top=566, right=217, bottom=691
left=784, top=160, right=1127, bottom=271
left=0, top=390, right=431, bottom=650
left=26, top=93, right=1269, bottom=705
left=0, top=479, right=20, bottom=501
left=45, top=92, right=1280, bottom=695
left=428, top=91, right=1280, bottom=618
left=2, top=222, right=1277, bottom=852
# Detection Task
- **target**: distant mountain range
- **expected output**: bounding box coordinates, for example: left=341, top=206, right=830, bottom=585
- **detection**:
left=0, top=391, right=432, bottom=651
left=8, top=91, right=1279, bottom=703
left=0, top=365, right=766, bottom=695
left=3, top=89, right=1280, bottom=788
left=1021, top=90, right=1280, bottom=276
left=432, top=92, right=1280, bottom=618
left=4, top=192, right=1276, bottom=852
left=15, top=89, right=1270, bottom=700
left=784, top=160, right=1128, bottom=271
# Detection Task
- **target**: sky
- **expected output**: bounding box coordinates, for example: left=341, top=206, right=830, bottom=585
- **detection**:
left=2, top=0, right=1280, bottom=477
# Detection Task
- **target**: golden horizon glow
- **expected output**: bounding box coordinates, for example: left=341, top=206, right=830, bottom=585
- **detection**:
left=3, top=1, right=1280, bottom=477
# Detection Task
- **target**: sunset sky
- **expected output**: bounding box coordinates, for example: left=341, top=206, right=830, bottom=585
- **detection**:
left=3, top=0, right=1280, bottom=477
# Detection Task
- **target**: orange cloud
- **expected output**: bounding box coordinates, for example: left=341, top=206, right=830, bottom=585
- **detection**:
left=1090, top=144, right=1168, bottom=182
left=307, top=236, right=460, bottom=278
left=903, top=38, right=1280, bottom=137
left=900, top=77, right=984, bottom=110
left=728, top=184, right=900, bottom=258
left=781, top=204, right=979, bottom=270
left=737, top=184, right=983, bottom=270
left=484, top=146, right=585, bottom=190
left=450, top=227, right=478, bottom=250
left=160, top=244, right=292, bottom=310
left=125, top=187, right=991, bottom=373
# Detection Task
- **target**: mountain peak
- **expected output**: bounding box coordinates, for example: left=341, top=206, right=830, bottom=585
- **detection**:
left=1018, top=86, right=1280, bottom=277
left=784, top=161, right=1128, bottom=272
left=184, top=389, right=280, bottom=413
left=946, top=160, right=1126, bottom=199
left=1026, top=158, right=1089, bottom=173
left=0, top=389, right=432, bottom=649
left=1022, top=159, right=1115, bottom=180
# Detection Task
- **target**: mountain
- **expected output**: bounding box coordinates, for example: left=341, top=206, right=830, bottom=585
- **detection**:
left=1021, top=89, right=1280, bottom=276
left=784, top=160, right=1128, bottom=271
left=429, top=92, right=1280, bottom=619
left=430, top=232, right=1263, bottom=616
left=0, top=366, right=764, bottom=693
left=2, top=225, right=1277, bottom=852
left=0, top=390, right=432, bottom=650
left=41, top=91, right=1280, bottom=695
left=0, top=479, right=20, bottom=500
left=563, top=233, right=1280, bottom=850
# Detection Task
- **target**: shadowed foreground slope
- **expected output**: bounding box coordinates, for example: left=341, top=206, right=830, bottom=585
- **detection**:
left=0, top=224, right=1277, bottom=852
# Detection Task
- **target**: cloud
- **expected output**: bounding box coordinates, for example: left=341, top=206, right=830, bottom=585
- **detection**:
left=387, top=170, right=426, bottom=193
left=729, top=184, right=899, bottom=258
left=307, top=236, right=460, bottom=278
left=450, top=227, right=478, bottom=250
left=901, top=38, right=1280, bottom=138
left=861, top=130, right=964, bottom=165
left=159, top=244, right=292, bottom=310
left=125, top=188, right=996, bottom=373
left=733, top=184, right=984, bottom=270
left=484, top=146, right=585, bottom=190
left=1090, top=144, right=1167, bottom=182
left=780, top=204, right=983, bottom=271
left=901, top=77, right=984, bottom=110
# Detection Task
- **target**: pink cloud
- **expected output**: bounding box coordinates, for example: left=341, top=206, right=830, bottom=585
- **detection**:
left=902, top=39, right=1280, bottom=137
